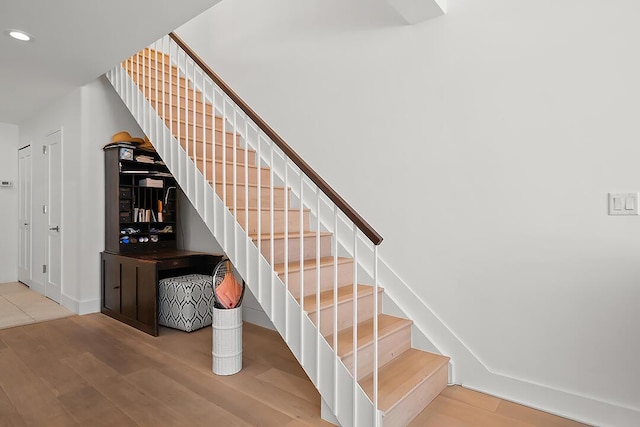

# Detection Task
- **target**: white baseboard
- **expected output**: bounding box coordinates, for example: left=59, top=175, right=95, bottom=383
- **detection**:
left=28, top=280, right=45, bottom=296
left=0, top=274, right=18, bottom=284
left=60, top=293, right=100, bottom=315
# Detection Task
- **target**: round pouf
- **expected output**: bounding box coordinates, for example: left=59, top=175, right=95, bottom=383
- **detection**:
left=212, top=307, right=243, bottom=375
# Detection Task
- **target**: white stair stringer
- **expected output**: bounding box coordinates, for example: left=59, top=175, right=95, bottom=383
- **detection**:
left=106, top=63, right=380, bottom=427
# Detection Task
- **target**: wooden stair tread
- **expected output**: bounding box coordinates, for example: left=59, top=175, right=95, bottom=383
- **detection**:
left=213, top=182, right=280, bottom=190
left=169, top=118, right=235, bottom=130
left=302, top=284, right=382, bottom=313
left=274, top=256, right=351, bottom=274
left=154, top=105, right=215, bottom=118
left=251, top=231, right=333, bottom=240
left=361, top=349, right=450, bottom=413
left=230, top=206, right=309, bottom=213
left=327, top=314, right=412, bottom=358
left=194, top=145, right=254, bottom=157
left=165, top=121, right=242, bottom=140
left=202, top=161, right=267, bottom=171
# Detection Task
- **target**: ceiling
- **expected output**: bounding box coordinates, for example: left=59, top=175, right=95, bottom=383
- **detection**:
left=0, top=0, right=221, bottom=125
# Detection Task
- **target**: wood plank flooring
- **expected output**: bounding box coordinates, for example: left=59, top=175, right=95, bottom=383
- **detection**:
left=0, top=314, right=588, bottom=426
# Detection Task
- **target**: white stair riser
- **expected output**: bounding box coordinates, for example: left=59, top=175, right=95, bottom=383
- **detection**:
left=343, top=325, right=411, bottom=381
left=286, top=260, right=354, bottom=298
left=260, top=234, right=332, bottom=265
left=308, top=288, right=383, bottom=336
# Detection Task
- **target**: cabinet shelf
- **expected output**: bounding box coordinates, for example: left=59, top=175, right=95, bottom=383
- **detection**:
left=105, top=145, right=178, bottom=253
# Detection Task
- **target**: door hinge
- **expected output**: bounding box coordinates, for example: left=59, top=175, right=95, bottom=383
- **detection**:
left=42, top=205, right=47, bottom=214
left=42, top=264, right=47, bottom=274
left=42, top=145, right=48, bottom=155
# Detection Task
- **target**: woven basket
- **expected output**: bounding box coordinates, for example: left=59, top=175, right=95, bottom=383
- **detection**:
left=212, top=307, right=243, bottom=375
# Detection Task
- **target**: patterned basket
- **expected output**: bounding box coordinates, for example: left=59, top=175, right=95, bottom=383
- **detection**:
left=158, top=274, right=214, bottom=332
left=212, top=306, right=243, bottom=375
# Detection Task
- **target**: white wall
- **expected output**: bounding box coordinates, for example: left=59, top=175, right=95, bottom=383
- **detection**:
left=17, top=77, right=145, bottom=313
left=19, top=89, right=83, bottom=302
left=79, top=77, right=147, bottom=312
left=0, top=123, right=19, bottom=283
left=177, top=1, right=640, bottom=425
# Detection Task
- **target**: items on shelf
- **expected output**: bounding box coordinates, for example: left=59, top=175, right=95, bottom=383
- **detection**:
left=134, top=154, right=155, bottom=164
left=139, top=178, right=163, bottom=188
left=103, top=131, right=144, bottom=150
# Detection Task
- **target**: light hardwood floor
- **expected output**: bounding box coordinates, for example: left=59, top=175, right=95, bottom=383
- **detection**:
left=0, top=314, right=588, bottom=426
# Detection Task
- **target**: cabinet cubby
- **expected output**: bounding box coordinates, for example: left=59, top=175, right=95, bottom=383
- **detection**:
left=104, top=145, right=178, bottom=253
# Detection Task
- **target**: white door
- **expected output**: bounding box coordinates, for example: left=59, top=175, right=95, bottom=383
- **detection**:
left=44, top=131, right=62, bottom=303
left=18, top=146, right=32, bottom=285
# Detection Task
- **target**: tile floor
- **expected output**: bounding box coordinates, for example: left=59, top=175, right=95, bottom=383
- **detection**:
left=0, top=282, right=74, bottom=329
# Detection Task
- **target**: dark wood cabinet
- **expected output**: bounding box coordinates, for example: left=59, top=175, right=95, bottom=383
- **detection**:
left=102, top=143, right=222, bottom=335
left=101, top=251, right=220, bottom=336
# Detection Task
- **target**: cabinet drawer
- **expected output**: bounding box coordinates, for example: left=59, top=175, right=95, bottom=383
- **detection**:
left=119, top=200, right=131, bottom=211
left=120, top=187, right=132, bottom=199
left=158, top=256, right=199, bottom=271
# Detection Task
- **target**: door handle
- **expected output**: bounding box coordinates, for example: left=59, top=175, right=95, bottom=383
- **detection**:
left=24, top=222, right=28, bottom=226
left=49, top=226, right=60, bottom=232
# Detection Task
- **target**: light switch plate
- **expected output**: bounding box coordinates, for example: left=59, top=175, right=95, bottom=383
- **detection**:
left=608, top=193, right=639, bottom=215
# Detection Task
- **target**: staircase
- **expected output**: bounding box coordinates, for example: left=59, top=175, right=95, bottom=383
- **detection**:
left=107, top=34, right=449, bottom=426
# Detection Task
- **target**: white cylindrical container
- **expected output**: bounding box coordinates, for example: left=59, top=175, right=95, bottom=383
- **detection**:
left=212, top=306, right=243, bottom=375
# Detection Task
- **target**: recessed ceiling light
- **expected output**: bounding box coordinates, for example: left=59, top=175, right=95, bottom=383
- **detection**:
left=6, top=30, right=33, bottom=42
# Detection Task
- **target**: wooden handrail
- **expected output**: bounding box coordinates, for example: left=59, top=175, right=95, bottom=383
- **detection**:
left=169, top=32, right=383, bottom=245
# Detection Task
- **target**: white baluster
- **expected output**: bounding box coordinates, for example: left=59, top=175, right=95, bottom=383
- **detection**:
left=352, top=225, right=358, bottom=427
left=146, top=46, right=151, bottom=135
left=211, top=87, right=217, bottom=195
left=284, top=157, right=289, bottom=342
left=175, top=42, right=181, bottom=184
left=244, top=114, right=250, bottom=277
left=192, top=58, right=197, bottom=206
left=373, top=244, right=379, bottom=427
left=270, top=142, right=275, bottom=318
left=167, top=38, right=173, bottom=169
left=233, top=107, right=238, bottom=262
left=316, top=188, right=321, bottom=386
left=153, top=41, right=159, bottom=153
left=257, top=132, right=262, bottom=303
left=202, top=73, right=207, bottom=218
left=299, top=172, right=304, bottom=362
left=222, top=99, right=227, bottom=248
left=333, top=205, right=339, bottom=414
left=135, top=52, right=140, bottom=119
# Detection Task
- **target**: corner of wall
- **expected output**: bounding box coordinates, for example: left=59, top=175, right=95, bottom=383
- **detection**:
left=379, top=254, right=640, bottom=426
